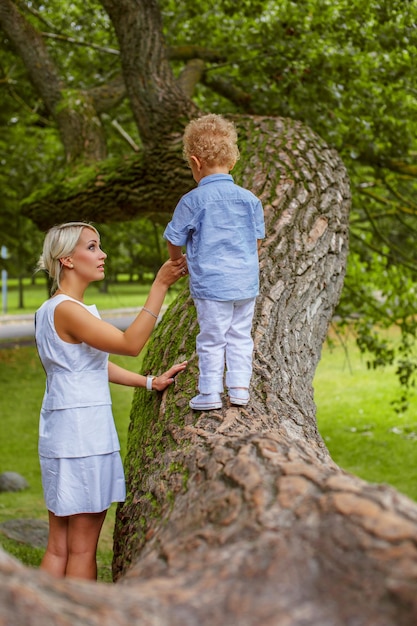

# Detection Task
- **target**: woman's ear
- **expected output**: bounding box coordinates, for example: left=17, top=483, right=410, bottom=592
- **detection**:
left=60, top=257, right=74, bottom=269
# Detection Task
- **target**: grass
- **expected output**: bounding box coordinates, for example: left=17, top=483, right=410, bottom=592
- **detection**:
left=1, top=289, right=417, bottom=582
left=315, top=327, right=417, bottom=501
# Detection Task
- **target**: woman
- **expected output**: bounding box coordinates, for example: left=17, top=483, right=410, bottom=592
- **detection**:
left=35, top=221, right=187, bottom=580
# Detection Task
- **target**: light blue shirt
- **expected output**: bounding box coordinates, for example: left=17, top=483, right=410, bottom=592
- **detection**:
left=164, top=173, right=265, bottom=301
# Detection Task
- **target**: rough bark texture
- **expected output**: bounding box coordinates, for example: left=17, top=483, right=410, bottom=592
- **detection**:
left=21, top=142, right=195, bottom=231
left=100, top=0, right=196, bottom=145
left=4, top=115, right=417, bottom=625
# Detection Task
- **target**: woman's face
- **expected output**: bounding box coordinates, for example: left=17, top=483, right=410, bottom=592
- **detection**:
left=70, top=228, right=107, bottom=283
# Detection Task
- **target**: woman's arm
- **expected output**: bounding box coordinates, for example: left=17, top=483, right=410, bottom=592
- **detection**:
left=54, top=258, right=186, bottom=356
left=108, top=360, right=187, bottom=391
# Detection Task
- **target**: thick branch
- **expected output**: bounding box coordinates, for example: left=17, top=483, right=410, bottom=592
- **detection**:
left=21, top=139, right=194, bottom=230
left=99, top=0, right=196, bottom=145
left=177, top=59, right=205, bottom=98
left=203, top=72, right=253, bottom=111
left=88, top=75, right=127, bottom=113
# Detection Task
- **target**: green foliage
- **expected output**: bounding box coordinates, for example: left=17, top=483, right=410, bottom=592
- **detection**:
left=338, top=247, right=417, bottom=411
left=99, top=218, right=167, bottom=280
left=162, top=0, right=417, bottom=161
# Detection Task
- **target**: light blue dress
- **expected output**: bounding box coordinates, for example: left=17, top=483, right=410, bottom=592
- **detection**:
left=35, top=295, right=126, bottom=516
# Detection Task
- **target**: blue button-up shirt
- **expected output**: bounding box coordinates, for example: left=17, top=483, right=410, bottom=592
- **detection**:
left=164, top=173, right=265, bottom=301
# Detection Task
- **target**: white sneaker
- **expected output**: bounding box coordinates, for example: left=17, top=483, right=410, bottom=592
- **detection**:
left=228, top=388, right=250, bottom=406
left=189, top=393, right=222, bottom=410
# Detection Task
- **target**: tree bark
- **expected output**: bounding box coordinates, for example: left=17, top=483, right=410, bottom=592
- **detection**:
left=3, top=116, right=417, bottom=625
left=99, top=0, right=196, bottom=146
left=112, top=113, right=351, bottom=577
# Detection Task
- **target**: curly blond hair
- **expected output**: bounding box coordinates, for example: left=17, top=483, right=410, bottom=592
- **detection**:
left=183, top=114, right=240, bottom=168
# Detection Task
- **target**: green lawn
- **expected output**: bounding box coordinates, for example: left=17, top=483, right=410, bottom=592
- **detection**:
left=0, top=303, right=416, bottom=582
left=315, top=331, right=417, bottom=501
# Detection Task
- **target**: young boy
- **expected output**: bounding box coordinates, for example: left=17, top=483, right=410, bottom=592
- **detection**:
left=163, top=113, right=265, bottom=410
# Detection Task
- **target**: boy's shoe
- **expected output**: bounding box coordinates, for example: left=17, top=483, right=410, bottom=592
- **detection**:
left=189, top=393, right=222, bottom=411
left=228, top=388, right=250, bottom=406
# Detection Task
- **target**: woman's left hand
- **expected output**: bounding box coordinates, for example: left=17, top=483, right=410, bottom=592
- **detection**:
left=154, top=256, right=188, bottom=288
left=152, top=360, right=188, bottom=391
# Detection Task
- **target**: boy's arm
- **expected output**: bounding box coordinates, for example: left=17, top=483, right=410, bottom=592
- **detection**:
left=167, top=241, right=183, bottom=261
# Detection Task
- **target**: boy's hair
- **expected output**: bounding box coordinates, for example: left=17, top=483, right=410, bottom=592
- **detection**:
left=36, top=222, right=99, bottom=293
left=183, top=114, right=240, bottom=168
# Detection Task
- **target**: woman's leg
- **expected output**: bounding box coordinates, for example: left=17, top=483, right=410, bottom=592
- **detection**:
left=66, top=511, right=107, bottom=580
left=40, top=511, right=69, bottom=577
left=41, top=510, right=107, bottom=580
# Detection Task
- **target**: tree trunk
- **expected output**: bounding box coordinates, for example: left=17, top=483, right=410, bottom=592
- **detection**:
left=112, top=113, right=353, bottom=580
left=4, top=116, right=417, bottom=626
left=100, top=0, right=196, bottom=145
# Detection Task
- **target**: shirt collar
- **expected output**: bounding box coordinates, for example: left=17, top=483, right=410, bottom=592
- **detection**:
left=198, top=173, right=234, bottom=187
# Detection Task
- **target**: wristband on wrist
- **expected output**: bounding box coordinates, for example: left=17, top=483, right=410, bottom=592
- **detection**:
left=146, top=375, right=155, bottom=391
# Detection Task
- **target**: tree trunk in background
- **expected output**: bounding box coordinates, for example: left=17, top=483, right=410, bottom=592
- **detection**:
left=0, top=0, right=106, bottom=163
left=3, top=115, right=417, bottom=625
left=100, top=0, right=196, bottom=144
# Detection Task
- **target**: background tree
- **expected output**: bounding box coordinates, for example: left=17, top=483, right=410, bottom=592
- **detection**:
left=99, top=219, right=167, bottom=281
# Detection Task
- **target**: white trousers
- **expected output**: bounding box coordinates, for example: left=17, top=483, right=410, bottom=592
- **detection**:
left=194, top=298, right=256, bottom=394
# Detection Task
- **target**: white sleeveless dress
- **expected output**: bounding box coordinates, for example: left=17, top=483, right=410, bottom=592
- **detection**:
left=35, top=295, right=126, bottom=516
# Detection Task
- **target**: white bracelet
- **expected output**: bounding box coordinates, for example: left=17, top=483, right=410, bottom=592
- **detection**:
left=146, top=375, right=155, bottom=391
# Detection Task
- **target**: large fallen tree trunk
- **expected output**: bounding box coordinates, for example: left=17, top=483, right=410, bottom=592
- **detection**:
left=2, top=116, right=417, bottom=626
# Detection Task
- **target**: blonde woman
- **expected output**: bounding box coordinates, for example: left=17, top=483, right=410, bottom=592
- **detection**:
left=35, top=222, right=187, bottom=580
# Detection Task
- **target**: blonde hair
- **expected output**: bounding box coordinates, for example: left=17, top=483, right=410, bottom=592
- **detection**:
left=37, top=222, right=99, bottom=293
left=183, top=114, right=240, bottom=168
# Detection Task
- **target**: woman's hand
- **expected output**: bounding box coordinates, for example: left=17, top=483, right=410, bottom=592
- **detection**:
left=151, top=360, right=188, bottom=391
left=155, top=255, right=188, bottom=288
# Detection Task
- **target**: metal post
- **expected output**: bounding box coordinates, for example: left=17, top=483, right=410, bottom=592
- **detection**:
left=1, top=246, right=7, bottom=314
